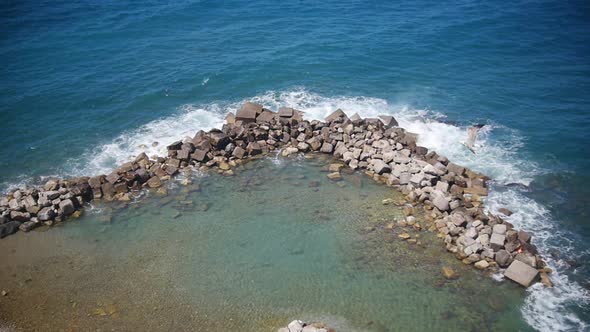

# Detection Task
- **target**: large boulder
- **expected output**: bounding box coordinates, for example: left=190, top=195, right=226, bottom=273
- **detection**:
left=490, top=233, right=506, bottom=251
left=236, top=102, right=262, bottom=123
left=278, top=107, right=294, bottom=118
left=191, top=149, right=210, bottom=162
left=504, top=260, right=539, bottom=287
left=373, top=159, right=391, bottom=175
left=378, top=115, right=399, bottom=127
left=325, top=109, right=348, bottom=123
left=0, top=221, right=20, bottom=239
left=256, top=110, right=277, bottom=124
left=209, top=130, right=230, bottom=149
left=232, top=146, right=246, bottom=159
left=432, top=193, right=449, bottom=211
left=38, top=207, right=56, bottom=221
left=59, top=199, right=75, bottom=216
left=146, top=176, right=162, bottom=188
left=320, top=143, right=333, bottom=154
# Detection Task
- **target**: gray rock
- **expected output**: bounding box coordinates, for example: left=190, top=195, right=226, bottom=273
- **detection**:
left=236, top=102, right=262, bottom=122
left=8, top=198, right=20, bottom=210
left=59, top=199, right=75, bottom=216
left=435, top=181, right=449, bottom=193
left=10, top=211, right=30, bottom=222
left=504, top=260, right=539, bottom=287
left=19, top=221, right=38, bottom=232
left=191, top=149, right=210, bottom=162
left=399, top=172, right=411, bottom=185
left=515, top=252, right=537, bottom=267
left=256, top=110, right=277, bottom=123
left=493, top=224, right=507, bottom=235
left=432, top=194, right=449, bottom=212
left=447, top=163, right=465, bottom=176
left=495, top=249, right=511, bottom=267
left=320, top=142, right=334, bottom=153
left=465, top=227, right=478, bottom=239
left=38, top=207, right=56, bottom=221
left=232, top=146, right=246, bottom=159
left=490, top=233, right=506, bottom=251
left=373, top=159, right=391, bottom=175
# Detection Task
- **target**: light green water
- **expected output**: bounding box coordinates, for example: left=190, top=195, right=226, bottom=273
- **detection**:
left=0, top=155, right=532, bottom=331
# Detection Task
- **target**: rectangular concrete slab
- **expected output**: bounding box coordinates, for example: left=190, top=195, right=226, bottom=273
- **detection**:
left=504, top=260, right=539, bottom=287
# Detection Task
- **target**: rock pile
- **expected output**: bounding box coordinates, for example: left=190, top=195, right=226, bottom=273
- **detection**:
left=0, top=102, right=548, bottom=288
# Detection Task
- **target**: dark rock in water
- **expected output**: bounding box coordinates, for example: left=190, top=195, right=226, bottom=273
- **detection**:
left=325, top=108, right=348, bottom=123
left=19, top=221, right=38, bottom=232
left=0, top=221, right=21, bottom=238
left=166, top=141, right=183, bottom=151
left=498, top=208, right=513, bottom=216
left=236, top=102, right=262, bottom=123
left=135, top=168, right=150, bottom=184
left=10, top=211, right=30, bottom=222
left=37, top=207, right=54, bottom=222
left=209, top=130, right=230, bottom=149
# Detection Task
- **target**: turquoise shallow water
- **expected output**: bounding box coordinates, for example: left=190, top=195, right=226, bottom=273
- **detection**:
left=1, top=0, right=589, bottom=330
left=0, top=157, right=531, bottom=331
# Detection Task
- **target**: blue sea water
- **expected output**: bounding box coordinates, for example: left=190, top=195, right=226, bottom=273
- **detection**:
left=1, top=0, right=589, bottom=331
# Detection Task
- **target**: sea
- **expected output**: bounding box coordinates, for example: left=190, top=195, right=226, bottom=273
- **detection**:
left=1, top=1, right=589, bottom=331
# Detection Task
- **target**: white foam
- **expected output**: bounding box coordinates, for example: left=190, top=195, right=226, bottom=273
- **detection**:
left=65, top=104, right=225, bottom=177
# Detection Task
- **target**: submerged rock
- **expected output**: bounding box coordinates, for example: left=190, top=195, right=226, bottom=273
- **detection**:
left=441, top=266, right=458, bottom=280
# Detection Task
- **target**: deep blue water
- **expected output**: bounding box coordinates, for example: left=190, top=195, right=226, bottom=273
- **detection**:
left=1, top=1, right=589, bottom=330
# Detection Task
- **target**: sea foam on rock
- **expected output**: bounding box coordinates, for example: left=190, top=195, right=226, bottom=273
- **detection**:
left=0, top=102, right=550, bottom=288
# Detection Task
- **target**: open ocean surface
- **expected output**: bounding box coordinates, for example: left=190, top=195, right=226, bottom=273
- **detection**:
left=1, top=1, right=589, bottom=331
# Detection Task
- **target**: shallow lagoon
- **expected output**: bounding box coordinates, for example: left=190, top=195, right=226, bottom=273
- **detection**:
left=0, top=155, right=532, bottom=331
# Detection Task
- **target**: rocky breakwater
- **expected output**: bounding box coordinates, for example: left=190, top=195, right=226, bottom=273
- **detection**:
left=0, top=101, right=551, bottom=289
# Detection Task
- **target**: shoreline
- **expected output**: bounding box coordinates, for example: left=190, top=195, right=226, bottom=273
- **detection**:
left=0, top=101, right=552, bottom=289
